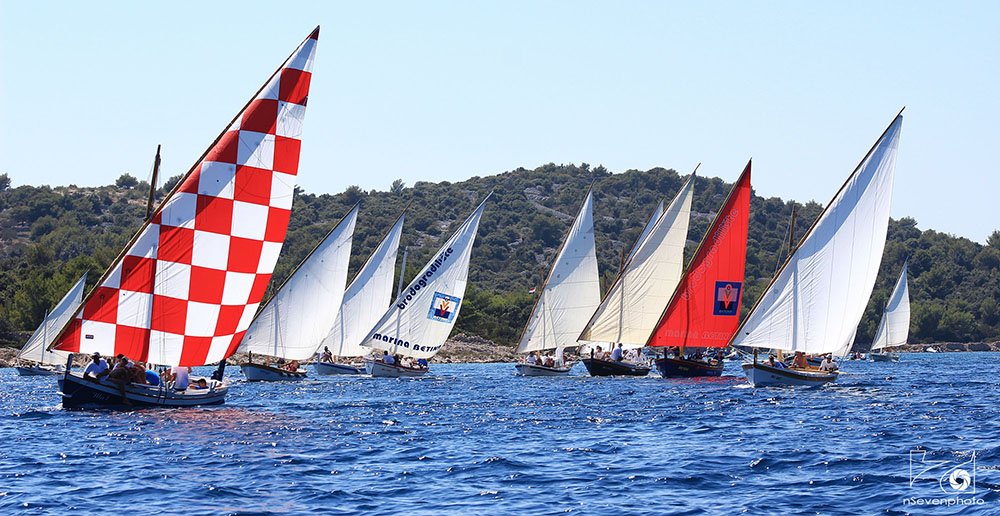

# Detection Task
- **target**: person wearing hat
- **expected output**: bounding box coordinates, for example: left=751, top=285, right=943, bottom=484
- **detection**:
left=83, top=352, right=110, bottom=382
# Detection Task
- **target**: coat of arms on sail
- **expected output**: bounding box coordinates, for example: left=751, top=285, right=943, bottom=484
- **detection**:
left=428, top=292, right=460, bottom=323
left=713, top=281, right=741, bottom=316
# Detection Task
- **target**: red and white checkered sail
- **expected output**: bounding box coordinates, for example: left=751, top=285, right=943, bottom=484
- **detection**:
left=51, top=28, right=320, bottom=367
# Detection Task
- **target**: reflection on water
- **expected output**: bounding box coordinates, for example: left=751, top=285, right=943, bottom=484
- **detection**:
left=1, top=354, right=999, bottom=513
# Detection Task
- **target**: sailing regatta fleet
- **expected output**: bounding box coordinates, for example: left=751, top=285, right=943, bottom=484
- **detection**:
left=12, top=27, right=913, bottom=408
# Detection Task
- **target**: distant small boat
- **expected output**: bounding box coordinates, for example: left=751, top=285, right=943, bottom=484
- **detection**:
left=50, top=28, right=321, bottom=408
left=15, top=274, right=87, bottom=376
left=239, top=205, right=359, bottom=381
left=926, top=347, right=939, bottom=353
left=647, top=162, right=751, bottom=378
left=869, top=263, right=909, bottom=363
left=515, top=190, right=600, bottom=376
left=578, top=169, right=697, bottom=377
left=315, top=212, right=405, bottom=376
left=359, top=195, right=491, bottom=377
left=734, top=112, right=903, bottom=387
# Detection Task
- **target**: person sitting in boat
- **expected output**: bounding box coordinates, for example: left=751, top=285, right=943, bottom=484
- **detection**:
left=320, top=346, right=333, bottom=363
left=128, top=361, right=148, bottom=385
left=610, top=343, right=624, bottom=362
left=286, top=360, right=300, bottom=372
left=189, top=378, right=209, bottom=390
left=819, top=355, right=838, bottom=372
left=766, top=354, right=786, bottom=369
left=543, top=352, right=555, bottom=368
left=791, top=351, right=809, bottom=369
left=170, top=365, right=191, bottom=391
left=145, top=366, right=161, bottom=386
left=400, top=356, right=414, bottom=368
left=592, top=346, right=603, bottom=360
left=381, top=351, right=396, bottom=365
left=83, top=352, right=110, bottom=382
left=106, top=356, right=132, bottom=405
left=416, top=358, right=429, bottom=369
left=527, top=352, right=538, bottom=365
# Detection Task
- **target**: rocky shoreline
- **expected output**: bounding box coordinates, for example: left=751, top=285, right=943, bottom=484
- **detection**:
left=2, top=336, right=998, bottom=368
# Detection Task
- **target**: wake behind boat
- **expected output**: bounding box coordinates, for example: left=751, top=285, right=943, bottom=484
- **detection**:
left=45, top=28, right=323, bottom=407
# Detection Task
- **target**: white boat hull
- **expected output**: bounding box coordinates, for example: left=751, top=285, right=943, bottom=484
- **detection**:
left=59, top=372, right=227, bottom=408
left=514, top=363, right=573, bottom=376
left=366, top=360, right=428, bottom=378
left=16, top=365, right=64, bottom=376
left=241, top=363, right=307, bottom=382
left=312, top=362, right=366, bottom=375
left=742, top=363, right=838, bottom=387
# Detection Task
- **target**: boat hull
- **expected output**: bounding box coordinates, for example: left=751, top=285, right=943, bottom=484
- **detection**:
left=58, top=372, right=227, bottom=408
left=366, top=360, right=428, bottom=378
left=742, top=363, right=837, bottom=387
left=241, top=363, right=307, bottom=382
left=16, top=365, right=63, bottom=376
left=514, top=363, right=572, bottom=376
left=654, top=357, right=723, bottom=378
left=869, top=353, right=899, bottom=362
left=582, top=358, right=650, bottom=377
left=312, top=362, right=366, bottom=375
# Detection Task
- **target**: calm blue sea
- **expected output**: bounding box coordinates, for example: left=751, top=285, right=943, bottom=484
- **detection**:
left=1, top=353, right=998, bottom=515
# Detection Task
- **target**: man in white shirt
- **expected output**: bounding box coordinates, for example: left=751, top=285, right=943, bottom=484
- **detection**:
left=610, top=343, right=624, bottom=362
left=527, top=352, right=537, bottom=365
left=819, top=355, right=838, bottom=372
left=170, top=365, right=191, bottom=390
left=83, top=352, right=110, bottom=381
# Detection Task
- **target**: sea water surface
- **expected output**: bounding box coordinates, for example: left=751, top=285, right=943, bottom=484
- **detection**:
left=1, top=353, right=998, bottom=515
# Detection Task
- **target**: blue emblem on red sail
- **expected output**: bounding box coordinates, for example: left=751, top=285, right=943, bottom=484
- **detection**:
left=428, top=292, right=461, bottom=323
left=713, top=281, right=741, bottom=316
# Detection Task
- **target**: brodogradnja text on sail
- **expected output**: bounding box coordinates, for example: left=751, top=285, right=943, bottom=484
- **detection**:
left=732, top=114, right=903, bottom=356
left=579, top=172, right=695, bottom=349
left=321, top=212, right=405, bottom=359
left=871, top=262, right=910, bottom=352
left=360, top=195, right=491, bottom=360
left=239, top=205, right=359, bottom=361
left=517, top=190, right=601, bottom=357
left=50, top=28, right=321, bottom=368
left=18, top=273, right=87, bottom=366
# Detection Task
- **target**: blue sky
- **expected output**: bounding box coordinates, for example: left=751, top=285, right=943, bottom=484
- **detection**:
left=1, top=1, right=996, bottom=242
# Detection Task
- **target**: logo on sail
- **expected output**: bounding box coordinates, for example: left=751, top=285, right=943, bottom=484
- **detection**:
left=428, top=292, right=461, bottom=323
left=713, top=281, right=741, bottom=316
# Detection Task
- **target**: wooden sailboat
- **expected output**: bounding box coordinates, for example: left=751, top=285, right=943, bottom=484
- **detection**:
left=49, top=27, right=322, bottom=407
left=514, top=190, right=601, bottom=376
left=646, top=161, right=751, bottom=378
left=577, top=170, right=697, bottom=376
left=359, top=195, right=491, bottom=377
left=314, top=212, right=405, bottom=375
left=15, top=274, right=88, bottom=376
left=869, top=263, right=909, bottom=362
left=734, top=112, right=903, bottom=387
left=239, top=205, right=358, bottom=381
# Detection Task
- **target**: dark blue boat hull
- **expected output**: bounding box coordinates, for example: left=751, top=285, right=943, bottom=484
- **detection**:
left=655, top=357, right=724, bottom=378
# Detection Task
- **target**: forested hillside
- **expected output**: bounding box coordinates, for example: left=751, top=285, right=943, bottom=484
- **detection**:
left=1, top=165, right=997, bottom=349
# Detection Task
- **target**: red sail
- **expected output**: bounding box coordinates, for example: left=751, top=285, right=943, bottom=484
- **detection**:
left=646, top=161, right=751, bottom=348
left=53, top=28, right=320, bottom=366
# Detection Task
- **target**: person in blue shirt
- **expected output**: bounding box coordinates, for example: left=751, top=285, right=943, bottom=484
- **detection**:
left=382, top=351, right=396, bottom=365
left=145, top=368, right=161, bottom=386
left=610, top=343, right=624, bottom=362
left=416, top=358, right=428, bottom=369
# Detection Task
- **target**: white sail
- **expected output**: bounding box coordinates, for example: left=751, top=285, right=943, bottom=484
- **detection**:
left=359, top=195, right=490, bottom=359
left=18, top=273, right=87, bottom=365
left=321, top=214, right=405, bottom=358
left=626, top=200, right=664, bottom=263
left=732, top=115, right=902, bottom=354
left=579, top=174, right=694, bottom=349
left=517, top=191, right=601, bottom=354
left=240, top=205, right=358, bottom=360
left=871, top=263, right=910, bottom=352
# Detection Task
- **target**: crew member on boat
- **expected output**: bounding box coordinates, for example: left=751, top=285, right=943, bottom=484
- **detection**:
left=791, top=352, right=809, bottom=369
left=320, top=346, right=333, bottom=363
left=819, top=355, right=838, bottom=371
left=526, top=352, right=538, bottom=365
left=381, top=351, right=396, bottom=365
left=83, top=352, right=110, bottom=381
left=611, top=343, right=624, bottom=362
